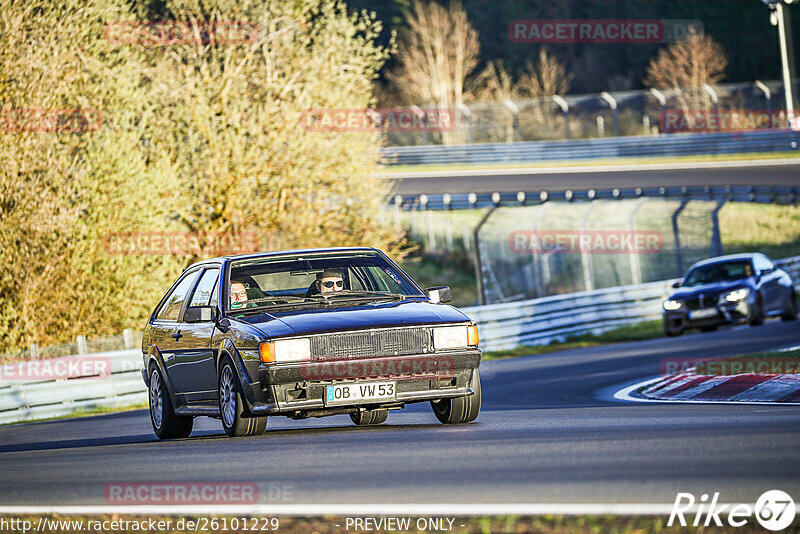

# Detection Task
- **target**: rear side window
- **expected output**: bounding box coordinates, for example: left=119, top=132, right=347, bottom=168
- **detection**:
left=189, top=269, right=219, bottom=307
left=156, top=271, right=200, bottom=321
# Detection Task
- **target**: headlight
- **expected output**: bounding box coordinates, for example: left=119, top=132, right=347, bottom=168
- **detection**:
left=721, top=288, right=750, bottom=302
left=663, top=299, right=682, bottom=311
left=433, top=326, right=469, bottom=350
left=259, top=338, right=310, bottom=363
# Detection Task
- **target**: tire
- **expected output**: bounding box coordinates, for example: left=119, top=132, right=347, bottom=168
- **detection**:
left=665, top=328, right=683, bottom=337
left=750, top=294, right=765, bottom=326
left=699, top=325, right=718, bottom=332
left=431, top=369, right=481, bottom=424
left=148, top=366, right=193, bottom=439
left=350, top=408, right=389, bottom=426
left=219, top=358, right=268, bottom=437
left=781, top=291, right=798, bottom=321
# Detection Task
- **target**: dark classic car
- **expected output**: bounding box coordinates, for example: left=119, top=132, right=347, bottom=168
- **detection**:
left=662, top=253, right=796, bottom=336
left=142, top=247, right=481, bottom=438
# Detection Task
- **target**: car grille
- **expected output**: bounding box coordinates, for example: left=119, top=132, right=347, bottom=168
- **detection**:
left=684, top=295, right=718, bottom=309
left=310, top=327, right=432, bottom=360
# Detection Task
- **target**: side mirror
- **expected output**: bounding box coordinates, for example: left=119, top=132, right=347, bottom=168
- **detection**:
left=425, top=286, right=452, bottom=304
left=671, top=280, right=682, bottom=289
left=184, top=305, right=218, bottom=323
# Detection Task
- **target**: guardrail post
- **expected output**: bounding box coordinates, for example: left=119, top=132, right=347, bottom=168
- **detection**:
left=76, top=335, right=88, bottom=356
left=649, top=89, right=667, bottom=133
left=710, top=198, right=727, bottom=257
left=473, top=207, right=497, bottom=305
left=123, top=329, right=135, bottom=350
left=457, top=103, right=473, bottom=144
left=755, top=80, right=772, bottom=120
left=601, top=92, right=620, bottom=137
left=580, top=203, right=600, bottom=291
left=627, top=199, right=648, bottom=285
left=503, top=99, right=521, bottom=142
left=702, top=84, right=721, bottom=133
left=672, top=199, right=691, bottom=277
left=29, top=343, right=40, bottom=360
left=552, top=96, right=571, bottom=140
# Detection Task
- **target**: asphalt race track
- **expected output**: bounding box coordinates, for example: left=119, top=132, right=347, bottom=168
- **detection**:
left=388, top=159, right=800, bottom=195
left=1, top=320, right=799, bottom=506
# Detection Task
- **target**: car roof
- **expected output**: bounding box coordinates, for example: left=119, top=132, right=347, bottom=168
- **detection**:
left=689, top=253, right=764, bottom=269
left=185, top=246, right=382, bottom=270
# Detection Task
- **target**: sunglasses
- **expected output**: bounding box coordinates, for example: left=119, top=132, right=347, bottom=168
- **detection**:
left=321, top=280, right=343, bottom=289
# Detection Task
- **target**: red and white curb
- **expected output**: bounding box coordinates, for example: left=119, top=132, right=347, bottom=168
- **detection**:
left=614, top=373, right=800, bottom=405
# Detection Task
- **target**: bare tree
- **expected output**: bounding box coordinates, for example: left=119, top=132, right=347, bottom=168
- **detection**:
left=516, top=49, right=572, bottom=100
left=645, top=30, right=728, bottom=113
left=388, top=0, right=480, bottom=144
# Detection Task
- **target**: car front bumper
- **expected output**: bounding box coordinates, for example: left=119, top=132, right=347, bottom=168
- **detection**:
left=663, top=298, right=752, bottom=331
left=246, top=349, right=481, bottom=417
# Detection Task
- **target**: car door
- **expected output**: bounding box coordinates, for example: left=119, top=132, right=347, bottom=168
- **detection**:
left=172, top=267, right=221, bottom=404
left=150, top=269, right=201, bottom=397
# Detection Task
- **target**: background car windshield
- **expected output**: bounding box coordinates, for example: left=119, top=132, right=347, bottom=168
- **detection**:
left=683, top=261, right=752, bottom=287
left=228, top=253, right=422, bottom=307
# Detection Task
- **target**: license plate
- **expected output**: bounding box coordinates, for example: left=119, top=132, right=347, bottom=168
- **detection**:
left=325, top=381, right=396, bottom=405
left=689, top=308, right=718, bottom=319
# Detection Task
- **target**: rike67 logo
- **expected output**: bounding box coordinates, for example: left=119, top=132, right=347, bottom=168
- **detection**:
left=669, top=490, right=796, bottom=530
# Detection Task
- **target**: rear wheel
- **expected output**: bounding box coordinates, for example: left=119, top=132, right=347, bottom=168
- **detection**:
left=350, top=408, right=388, bottom=426
left=431, top=369, right=481, bottom=424
left=781, top=290, right=798, bottom=321
left=149, top=367, right=193, bottom=439
left=699, top=325, right=718, bottom=332
left=750, top=294, right=765, bottom=326
left=219, top=358, right=268, bottom=437
left=665, top=328, right=683, bottom=337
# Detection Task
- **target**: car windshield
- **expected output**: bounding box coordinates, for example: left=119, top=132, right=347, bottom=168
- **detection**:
left=683, top=260, right=753, bottom=287
left=226, top=251, right=424, bottom=311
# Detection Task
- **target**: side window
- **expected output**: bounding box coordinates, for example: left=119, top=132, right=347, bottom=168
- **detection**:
left=156, top=271, right=200, bottom=322
left=188, top=269, right=220, bottom=307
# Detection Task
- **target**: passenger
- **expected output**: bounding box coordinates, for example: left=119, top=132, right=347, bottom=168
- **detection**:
left=230, top=282, right=249, bottom=308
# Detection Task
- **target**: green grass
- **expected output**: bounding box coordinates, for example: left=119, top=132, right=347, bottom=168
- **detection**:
left=384, top=151, right=800, bottom=174
left=720, top=203, right=800, bottom=259
left=482, top=320, right=664, bottom=360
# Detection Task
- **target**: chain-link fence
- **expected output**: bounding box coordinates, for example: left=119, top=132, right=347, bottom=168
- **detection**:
left=396, top=198, right=731, bottom=305
left=383, top=79, right=800, bottom=147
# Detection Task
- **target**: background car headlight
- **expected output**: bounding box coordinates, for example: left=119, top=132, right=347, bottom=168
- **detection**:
left=259, top=338, right=310, bottom=363
left=721, top=288, right=750, bottom=302
left=663, top=299, right=682, bottom=311
left=434, top=326, right=469, bottom=350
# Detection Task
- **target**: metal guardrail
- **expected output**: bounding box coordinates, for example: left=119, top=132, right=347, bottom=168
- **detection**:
left=381, top=130, right=800, bottom=167
left=1, top=254, right=798, bottom=424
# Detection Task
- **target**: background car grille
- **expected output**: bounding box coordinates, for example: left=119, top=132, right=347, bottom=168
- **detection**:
left=684, top=295, right=718, bottom=309
left=310, top=327, right=431, bottom=360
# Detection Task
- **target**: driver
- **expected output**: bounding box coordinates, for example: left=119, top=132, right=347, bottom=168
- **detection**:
left=306, top=269, right=345, bottom=297
left=317, top=270, right=344, bottom=293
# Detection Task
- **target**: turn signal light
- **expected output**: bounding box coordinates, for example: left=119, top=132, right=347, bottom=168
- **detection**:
left=259, top=342, right=275, bottom=363
left=467, top=325, right=479, bottom=346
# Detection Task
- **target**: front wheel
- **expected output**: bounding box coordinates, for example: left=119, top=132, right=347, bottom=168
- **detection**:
left=149, top=367, right=193, bottom=439
left=219, top=358, right=268, bottom=437
left=750, top=295, right=765, bottom=326
left=431, top=369, right=481, bottom=424
left=781, top=290, right=798, bottom=321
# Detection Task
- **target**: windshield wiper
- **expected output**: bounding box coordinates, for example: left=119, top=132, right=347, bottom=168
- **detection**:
left=311, top=291, right=406, bottom=302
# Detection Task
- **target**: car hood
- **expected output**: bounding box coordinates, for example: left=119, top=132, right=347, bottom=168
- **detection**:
left=670, top=279, right=753, bottom=300
left=233, top=299, right=473, bottom=339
